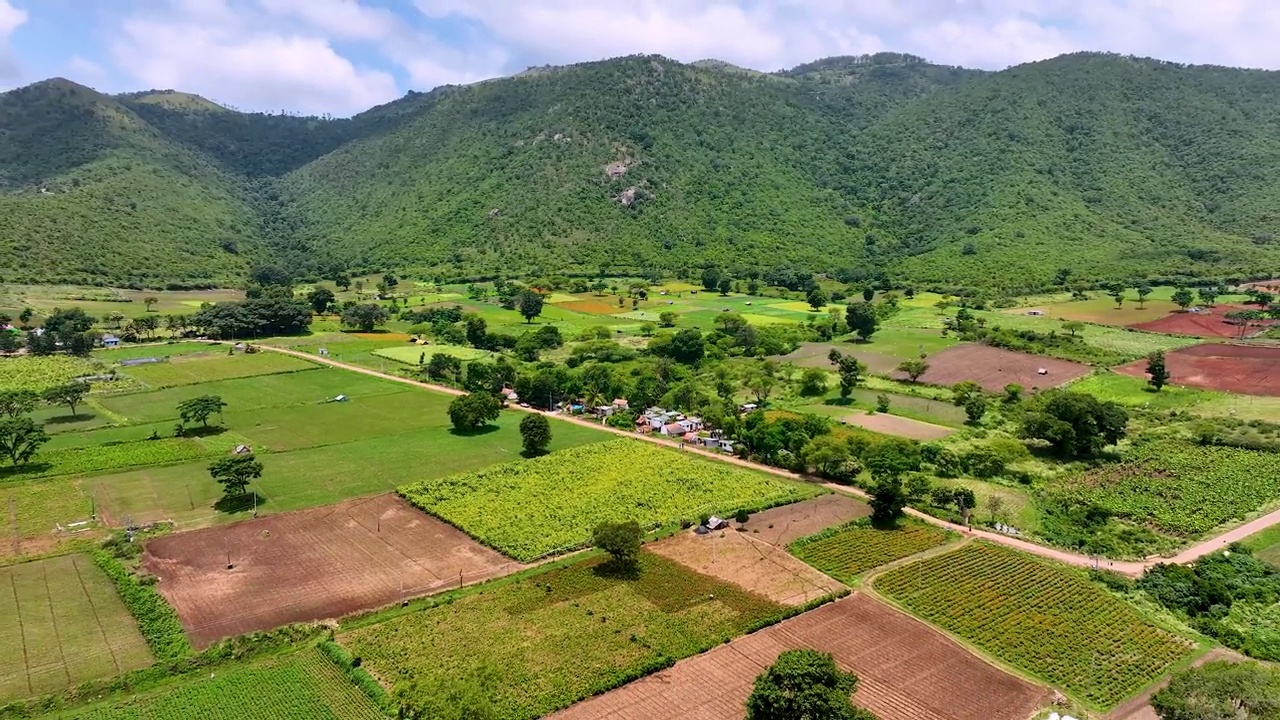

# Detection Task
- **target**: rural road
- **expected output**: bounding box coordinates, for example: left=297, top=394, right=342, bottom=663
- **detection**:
left=260, top=343, right=1276, bottom=578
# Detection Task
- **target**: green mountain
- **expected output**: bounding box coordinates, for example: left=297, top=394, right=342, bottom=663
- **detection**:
left=3, top=52, right=1280, bottom=289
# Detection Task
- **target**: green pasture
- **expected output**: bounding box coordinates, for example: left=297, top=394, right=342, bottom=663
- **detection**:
left=85, top=412, right=610, bottom=529
left=799, top=389, right=966, bottom=427
left=1242, top=525, right=1280, bottom=568
left=1067, top=372, right=1214, bottom=411
left=972, top=309, right=1204, bottom=362
left=95, top=342, right=225, bottom=362
left=372, top=344, right=490, bottom=365
left=120, top=351, right=318, bottom=388
left=229, top=389, right=464, bottom=452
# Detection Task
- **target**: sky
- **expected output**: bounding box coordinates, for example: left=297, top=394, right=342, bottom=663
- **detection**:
left=2, top=0, right=1280, bottom=116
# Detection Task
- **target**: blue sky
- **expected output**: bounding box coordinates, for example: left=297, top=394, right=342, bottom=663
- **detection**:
left=2, top=0, right=1278, bottom=116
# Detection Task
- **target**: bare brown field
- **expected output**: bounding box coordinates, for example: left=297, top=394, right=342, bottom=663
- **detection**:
left=649, top=530, right=844, bottom=606
left=142, top=494, right=521, bottom=647
left=1130, top=306, right=1277, bottom=338
left=744, top=494, right=871, bottom=546
left=840, top=412, right=956, bottom=440
left=901, top=344, right=1091, bottom=392
left=1115, top=343, right=1280, bottom=396
left=547, top=593, right=1048, bottom=720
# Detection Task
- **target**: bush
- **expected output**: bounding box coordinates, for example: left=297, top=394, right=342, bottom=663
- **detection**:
left=735, top=509, right=750, bottom=524
left=592, top=520, right=644, bottom=567
left=91, top=550, right=191, bottom=661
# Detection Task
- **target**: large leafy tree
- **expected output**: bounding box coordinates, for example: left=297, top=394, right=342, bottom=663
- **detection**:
left=746, top=649, right=875, bottom=720
left=592, top=520, right=643, bottom=569
left=0, top=389, right=40, bottom=418
left=448, top=392, right=501, bottom=432
left=43, top=382, right=89, bottom=418
left=340, top=303, right=390, bottom=332
left=178, top=395, right=227, bottom=428
left=519, top=413, right=552, bottom=456
left=209, top=454, right=263, bottom=498
left=827, top=349, right=863, bottom=400
left=306, top=287, right=336, bottom=314
left=1019, top=391, right=1128, bottom=458
left=0, top=417, right=49, bottom=466
left=516, top=291, right=544, bottom=324
left=1146, top=350, right=1171, bottom=391
left=844, top=302, right=879, bottom=341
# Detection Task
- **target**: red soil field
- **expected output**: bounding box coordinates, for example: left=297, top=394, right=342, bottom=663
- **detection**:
left=900, top=344, right=1091, bottom=393
left=548, top=593, right=1048, bottom=720
left=1116, top=343, right=1280, bottom=396
left=1130, top=306, right=1277, bottom=338
left=142, top=494, right=522, bottom=647
left=568, top=299, right=627, bottom=315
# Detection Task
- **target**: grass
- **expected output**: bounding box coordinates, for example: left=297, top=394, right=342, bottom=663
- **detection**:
left=95, top=342, right=226, bottom=362
left=398, top=438, right=820, bottom=561
left=1242, top=524, right=1280, bottom=568
left=371, top=344, right=490, bottom=365
left=937, top=477, right=1041, bottom=533
left=1067, top=372, right=1214, bottom=411
left=973, top=310, right=1203, bottom=362
left=789, top=519, right=952, bottom=583
left=53, top=647, right=385, bottom=719
left=876, top=543, right=1196, bottom=709
left=119, top=352, right=318, bottom=388
left=0, top=285, right=243, bottom=324
left=0, top=554, right=152, bottom=701
left=0, top=479, right=94, bottom=556
left=339, top=552, right=790, bottom=720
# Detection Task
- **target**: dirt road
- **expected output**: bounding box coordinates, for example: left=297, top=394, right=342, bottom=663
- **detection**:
left=260, top=344, right=1279, bottom=577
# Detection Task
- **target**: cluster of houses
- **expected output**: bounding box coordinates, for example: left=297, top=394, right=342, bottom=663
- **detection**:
left=634, top=407, right=734, bottom=452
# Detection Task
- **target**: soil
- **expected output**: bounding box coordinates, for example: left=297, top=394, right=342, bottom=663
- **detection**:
left=1130, top=306, right=1278, bottom=338
left=1114, top=343, right=1280, bottom=396
left=744, top=494, right=870, bottom=546
left=547, top=593, right=1049, bottom=720
left=570, top=299, right=628, bottom=315
left=896, top=344, right=1091, bottom=393
left=648, top=530, right=844, bottom=606
left=839, top=412, right=956, bottom=441
left=142, top=494, right=522, bottom=648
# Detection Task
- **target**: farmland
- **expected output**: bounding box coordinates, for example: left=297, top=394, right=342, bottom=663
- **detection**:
left=549, top=594, right=1049, bottom=720
left=875, top=543, right=1195, bottom=708
left=1, top=479, right=93, bottom=558
left=898, top=344, right=1092, bottom=392
left=143, top=495, right=521, bottom=647
left=0, top=554, right=152, bottom=701
left=1114, top=343, right=1280, bottom=396
left=50, top=647, right=385, bottom=720
left=118, top=351, right=318, bottom=388
left=0, top=355, right=102, bottom=393
left=1131, top=306, right=1277, bottom=338
left=371, top=343, right=490, bottom=365
left=789, top=520, right=952, bottom=583
left=340, top=552, right=793, bottom=720
left=398, top=438, right=819, bottom=561
left=1050, top=441, right=1280, bottom=537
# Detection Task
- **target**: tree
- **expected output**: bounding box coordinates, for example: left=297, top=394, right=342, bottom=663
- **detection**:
left=701, top=266, right=723, bottom=291
left=951, top=380, right=981, bottom=407
left=658, top=311, right=677, bottom=327
left=0, top=417, right=48, bottom=466
left=1062, top=321, right=1084, bottom=337
left=718, top=277, right=732, bottom=296
left=426, top=353, right=462, bottom=383
left=0, top=389, right=39, bottom=418
left=845, top=302, right=878, bottom=341
left=897, top=359, right=929, bottom=382
left=1112, top=292, right=1124, bottom=309
left=1137, top=284, right=1153, bottom=308
left=448, top=392, right=501, bottom=432
left=208, top=454, right=262, bottom=498
left=864, top=438, right=922, bottom=479
left=306, top=287, right=335, bottom=315
left=516, top=290, right=544, bottom=323
left=667, top=328, right=705, bottom=365
left=340, top=303, right=390, bottom=332
left=43, top=383, right=89, bottom=418
left=1152, top=661, right=1280, bottom=720
left=799, top=368, right=828, bottom=396
left=107, top=311, right=125, bottom=329
left=18, top=308, right=34, bottom=327
left=144, top=297, right=158, bottom=312
left=964, top=394, right=988, bottom=424
left=869, top=476, right=908, bottom=525
left=806, top=287, right=829, bottom=311
left=876, top=394, right=890, bottom=412
left=177, top=395, right=227, bottom=428
left=744, top=365, right=776, bottom=405
left=746, top=649, right=873, bottom=720
left=1019, top=391, right=1128, bottom=459
left=1171, top=286, right=1195, bottom=310
left=828, top=350, right=863, bottom=400
left=861, top=287, right=875, bottom=303
left=519, top=413, right=551, bottom=456
left=1147, top=350, right=1171, bottom=391
left=592, top=520, right=643, bottom=569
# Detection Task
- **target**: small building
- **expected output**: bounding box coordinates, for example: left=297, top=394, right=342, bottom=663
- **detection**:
left=233, top=444, right=252, bottom=455
left=101, top=335, right=121, bottom=348
left=739, top=403, right=758, bottom=413
left=705, top=516, right=730, bottom=530
left=611, top=398, right=629, bottom=410
left=1025, top=310, right=1044, bottom=316
left=682, top=432, right=699, bottom=443
left=661, top=422, right=684, bottom=436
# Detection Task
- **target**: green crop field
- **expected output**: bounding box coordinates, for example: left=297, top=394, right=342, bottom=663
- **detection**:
left=87, top=414, right=610, bottom=529
left=876, top=543, right=1195, bottom=708
left=399, top=438, right=819, bottom=561
left=50, top=648, right=384, bottom=719
left=97, top=342, right=227, bottom=362
left=972, top=310, right=1202, bottom=363
left=340, top=552, right=789, bottom=720
left=1, top=479, right=93, bottom=555
left=789, top=520, right=951, bottom=582
left=0, top=555, right=152, bottom=701
left=1052, top=441, right=1280, bottom=537
left=372, top=344, right=490, bottom=365
left=0, top=355, right=102, bottom=393
left=120, top=352, right=318, bottom=388
left=0, top=432, right=251, bottom=483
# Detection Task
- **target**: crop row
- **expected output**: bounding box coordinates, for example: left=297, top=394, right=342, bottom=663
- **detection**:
left=61, top=648, right=385, bottom=719
left=875, top=543, right=1194, bottom=708
left=3, top=436, right=235, bottom=483
left=398, top=438, right=817, bottom=561
left=1053, top=441, right=1280, bottom=536
left=789, top=520, right=950, bottom=582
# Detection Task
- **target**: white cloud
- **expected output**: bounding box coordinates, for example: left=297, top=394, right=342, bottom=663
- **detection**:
left=256, top=0, right=399, bottom=42
left=0, top=0, right=28, bottom=85
left=65, top=55, right=108, bottom=86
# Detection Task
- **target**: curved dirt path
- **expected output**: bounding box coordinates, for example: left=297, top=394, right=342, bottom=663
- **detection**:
left=260, top=344, right=1279, bottom=577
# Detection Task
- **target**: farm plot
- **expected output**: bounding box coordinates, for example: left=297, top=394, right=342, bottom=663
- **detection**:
left=340, top=552, right=790, bottom=720
left=548, top=593, right=1049, bottom=720
left=54, top=647, right=384, bottom=720
left=837, top=412, right=955, bottom=440
left=1131, top=306, right=1276, bottom=338
left=648, top=530, right=844, bottom=605
left=1049, top=441, right=1280, bottom=537
left=741, top=494, right=870, bottom=546
left=371, top=344, right=490, bottom=365
left=143, top=494, right=520, bottom=648
left=898, top=344, right=1091, bottom=392
left=875, top=543, right=1195, bottom=708
left=771, top=342, right=902, bottom=374
left=0, top=555, right=152, bottom=702
left=398, top=439, right=818, bottom=561
left=790, top=520, right=952, bottom=583
left=1, top=432, right=250, bottom=483
left=120, top=352, right=318, bottom=387
left=0, top=355, right=101, bottom=393
left=1, top=479, right=93, bottom=558
left=1115, top=343, right=1280, bottom=396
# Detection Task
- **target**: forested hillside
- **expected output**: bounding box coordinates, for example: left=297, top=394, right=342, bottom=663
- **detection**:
left=2, top=52, right=1280, bottom=289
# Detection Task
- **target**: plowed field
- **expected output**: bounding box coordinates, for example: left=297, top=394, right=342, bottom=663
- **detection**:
left=547, top=593, right=1048, bottom=720
left=1130, top=306, right=1277, bottom=338
left=898, top=344, right=1091, bottom=392
left=1115, top=343, right=1280, bottom=396
left=143, top=494, right=521, bottom=647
